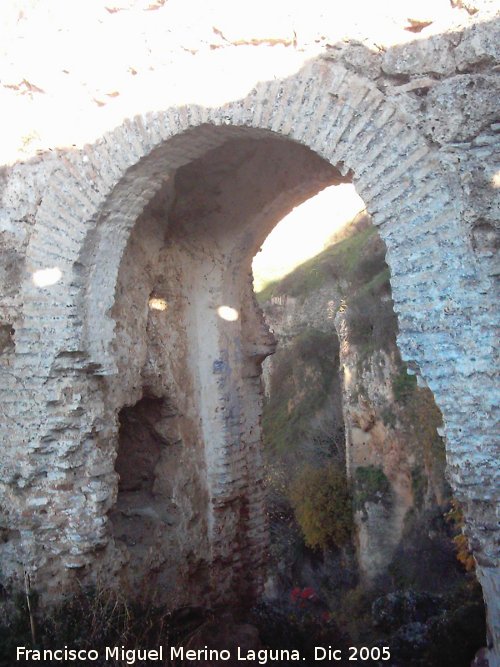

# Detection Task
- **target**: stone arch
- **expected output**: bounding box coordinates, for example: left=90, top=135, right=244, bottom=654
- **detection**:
left=14, top=56, right=499, bottom=653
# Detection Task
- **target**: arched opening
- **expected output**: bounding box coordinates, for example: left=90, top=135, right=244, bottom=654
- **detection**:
left=102, top=132, right=348, bottom=604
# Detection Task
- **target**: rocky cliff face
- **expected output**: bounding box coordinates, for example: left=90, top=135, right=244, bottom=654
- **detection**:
left=338, top=319, right=449, bottom=580
left=258, top=213, right=485, bottom=664
left=260, top=214, right=448, bottom=581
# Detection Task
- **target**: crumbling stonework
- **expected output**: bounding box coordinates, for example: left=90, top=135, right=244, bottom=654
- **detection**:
left=0, top=4, right=498, bottom=663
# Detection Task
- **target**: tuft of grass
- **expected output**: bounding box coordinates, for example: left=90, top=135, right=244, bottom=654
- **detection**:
left=0, top=585, right=211, bottom=667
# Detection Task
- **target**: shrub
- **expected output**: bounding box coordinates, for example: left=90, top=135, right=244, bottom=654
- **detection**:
left=288, top=463, right=353, bottom=550
left=353, top=465, right=392, bottom=510
left=445, top=500, right=476, bottom=573
left=405, top=386, right=446, bottom=468
left=337, top=585, right=374, bottom=644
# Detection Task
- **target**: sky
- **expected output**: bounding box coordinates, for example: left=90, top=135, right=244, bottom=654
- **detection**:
left=0, top=0, right=478, bottom=163
left=252, top=184, right=364, bottom=292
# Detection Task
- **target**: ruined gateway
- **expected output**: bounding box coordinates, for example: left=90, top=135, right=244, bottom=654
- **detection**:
left=0, top=2, right=499, bottom=663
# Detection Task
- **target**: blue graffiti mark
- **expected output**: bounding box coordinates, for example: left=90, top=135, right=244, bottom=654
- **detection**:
left=213, top=359, right=226, bottom=374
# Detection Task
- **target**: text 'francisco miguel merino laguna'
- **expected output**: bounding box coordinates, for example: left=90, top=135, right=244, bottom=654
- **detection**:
left=17, top=645, right=391, bottom=664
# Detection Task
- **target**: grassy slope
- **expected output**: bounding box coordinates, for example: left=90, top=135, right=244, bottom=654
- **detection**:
left=257, top=224, right=386, bottom=303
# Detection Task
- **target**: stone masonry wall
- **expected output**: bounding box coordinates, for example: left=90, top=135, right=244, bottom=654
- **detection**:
left=0, top=3, right=498, bottom=661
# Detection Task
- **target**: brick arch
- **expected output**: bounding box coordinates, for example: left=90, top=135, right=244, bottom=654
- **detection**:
left=23, top=58, right=461, bottom=379
left=16, top=57, right=499, bottom=653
